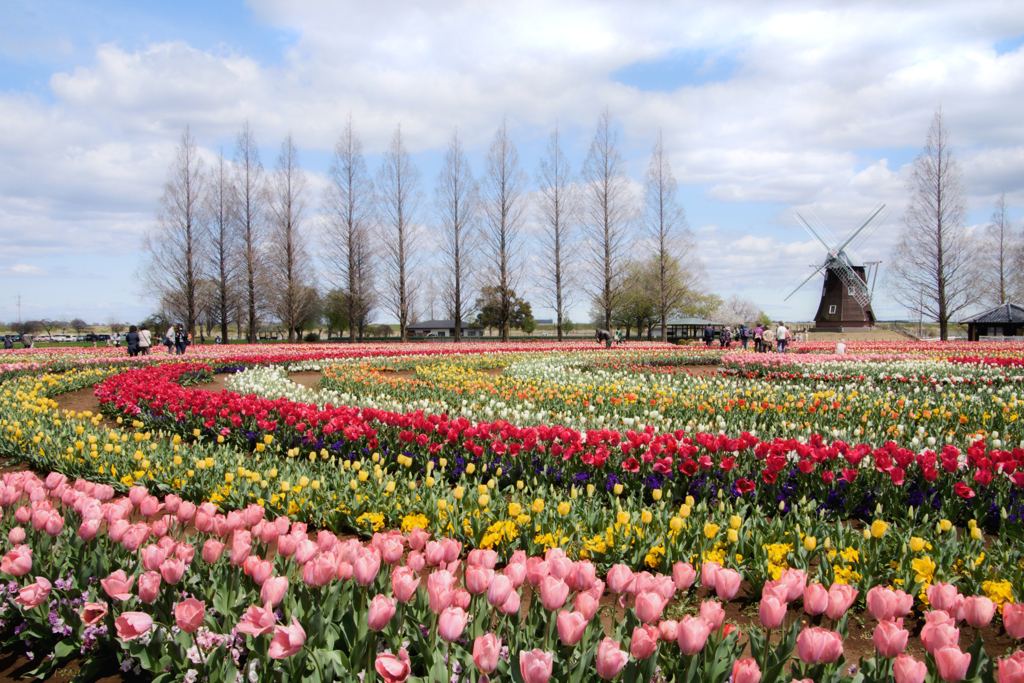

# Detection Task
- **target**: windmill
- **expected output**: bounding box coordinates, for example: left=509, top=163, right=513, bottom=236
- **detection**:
left=785, top=204, right=886, bottom=330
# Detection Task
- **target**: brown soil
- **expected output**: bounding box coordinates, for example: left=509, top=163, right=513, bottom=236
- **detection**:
left=289, top=371, right=323, bottom=390
left=0, top=647, right=138, bottom=683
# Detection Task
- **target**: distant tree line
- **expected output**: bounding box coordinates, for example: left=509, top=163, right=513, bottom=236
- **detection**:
left=139, top=110, right=721, bottom=344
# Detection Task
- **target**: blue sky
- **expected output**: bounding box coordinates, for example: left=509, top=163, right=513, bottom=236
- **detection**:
left=1, top=0, right=1023, bottom=327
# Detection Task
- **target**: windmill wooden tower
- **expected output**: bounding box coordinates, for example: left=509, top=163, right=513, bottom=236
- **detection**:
left=785, top=204, right=886, bottom=330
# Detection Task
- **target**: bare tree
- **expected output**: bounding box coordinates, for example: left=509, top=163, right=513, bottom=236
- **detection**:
left=233, top=121, right=268, bottom=344
left=980, top=194, right=1022, bottom=305
left=435, top=129, right=479, bottom=343
left=481, top=119, right=528, bottom=343
left=536, top=124, right=578, bottom=342
left=377, top=124, right=422, bottom=342
left=140, top=125, right=206, bottom=337
left=582, top=108, right=636, bottom=331
left=268, top=134, right=316, bottom=342
left=888, top=109, right=979, bottom=340
left=323, top=116, right=377, bottom=343
left=207, top=150, right=238, bottom=342
left=642, top=131, right=702, bottom=339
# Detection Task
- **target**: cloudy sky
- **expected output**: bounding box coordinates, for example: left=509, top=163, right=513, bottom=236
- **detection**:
left=1, top=0, right=1022, bottom=326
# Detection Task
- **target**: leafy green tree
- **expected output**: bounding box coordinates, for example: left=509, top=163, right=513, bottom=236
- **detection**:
left=323, top=289, right=350, bottom=339
left=521, top=315, right=537, bottom=335
left=474, top=286, right=533, bottom=337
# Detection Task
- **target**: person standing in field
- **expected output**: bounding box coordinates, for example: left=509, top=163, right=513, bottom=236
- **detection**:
left=175, top=324, right=189, bottom=355
left=138, top=325, right=152, bottom=355
left=125, top=325, right=140, bottom=357
left=775, top=322, right=789, bottom=353
left=762, top=326, right=775, bottom=353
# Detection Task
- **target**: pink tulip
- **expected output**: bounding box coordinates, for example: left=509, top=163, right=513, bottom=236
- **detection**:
left=759, top=595, right=787, bottom=629
left=762, top=581, right=790, bottom=604
left=14, top=576, right=51, bottom=609
left=176, top=501, right=196, bottom=524
left=252, top=559, right=274, bottom=586
left=893, top=654, right=928, bottom=683
left=558, top=610, right=588, bottom=646
left=468, top=548, right=498, bottom=568
left=424, top=541, right=445, bottom=566
left=236, top=602, right=277, bottom=636
left=700, top=600, right=725, bottom=631
left=368, top=594, right=396, bottom=632
left=294, top=539, right=318, bottom=566
left=81, top=601, right=108, bottom=626
left=701, top=561, right=720, bottom=590
left=796, top=627, right=844, bottom=664
left=606, top=564, right=633, bottom=594
left=658, top=620, right=678, bottom=642
left=453, top=588, right=472, bottom=610
left=873, top=619, right=909, bottom=658
left=115, top=612, right=153, bottom=641
left=0, top=545, right=32, bottom=576
left=302, top=554, right=336, bottom=588
left=354, top=552, right=381, bottom=586
left=630, top=624, right=659, bottom=660
left=438, top=538, right=460, bottom=563
left=202, top=539, right=225, bottom=564
left=635, top=591, right=666, bottom=624
left=175, top=597, right=205, bottom=634
left=935, top=646, right=971, bottom=682
left=714, top=568, right=742, bottom=601
left=268, top=617, right=306, bottom=659
left=526, top=557, right=550, bottom=586
left=391, top=567, right=421, bottom=603
left=141, top=544, right=167, bottom=572
left=473, top=634, right=501, bottom=674
left=999, top=651, right=1024, bottom=683
left=677, top=615, right=713, bottom=655
left=575, top=592, right=599, bottom=621
left=78, top=519, right=101, bottom=542
left=381, top=538, right=404, bottom=566
left=499, top=590, right=521, bottom=615
left=14, top=506, right=29, bottom=525
left=405, top=551, right=425, bottom=573
left=505, top=562, right=527, bottom=589
left=375, top=649, right=411, bottom=683
left=428, top=570, right=456, bottom=614
left=779, top=568, right=808, bottom=602
left=866, top=585, right=913, bottom=622
left=128, top=486, right=148, bottom=506
left=101, top=569, right=135, bottom=601
left=673, top=562, right=696, bottom=591
left=1005, top=603, right=1024, bottom=639
left=803, top=582, right=829, bottom=615
left=962, top=596, right=996, bottom=628
left=139, top=496, right=161, bottom=517
left=595, top=637, right=629, bottom=680
left=825, top=583, right=858, bottom=620
left=486, top=575, right=513, bottom=608
left=922, top=621, right=960, bottom=655
left=121, top=523, right=149, bottom=552
left=409, top=528, right=430, bottom=551
left=138, top=571, right=162, bottom=604
left=160, top=557, right=186, bottom=585
left=927, top=583, right=960, bottom=612
left=261, top=576, right=289, bottom=608
left=549, top=556, right=573, bottom=581
left=439, top=606, right=468, bottom=642
left=540, top=577, right=569, bottom=611
left=277, top=534, right=298, bottom=558
left=465, top=565, right=494, bottom=595
left=732, top=658, right=762, bottom=683
left=519, top=649, right=554, bottom=683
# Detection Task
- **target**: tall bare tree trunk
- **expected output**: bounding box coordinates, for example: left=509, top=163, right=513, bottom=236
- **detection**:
left=642, top=131, right=698, bottom=341
left=207, top=150, right=238, bottom=344
left=378, top=124, right=421, bottom=343
left=269, top=134, right=314, bottom=342
left=436, top=130, right=478, bottom=344
left=324, top=116, right=376, bottom=344
left=140, top=124, right=206, bottom=339
left=233, top=121, right=267, bottom=344
left=537, top=124, right=577, bottom=342
left=482, top=119, right=527, bottom=343
left=583, top=109, right=635, bottom=332
left=888, top=108, right=978, bottom=341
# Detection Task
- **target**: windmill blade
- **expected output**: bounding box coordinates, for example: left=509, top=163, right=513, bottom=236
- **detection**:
left=832, top=258, right=872, bottom=309
left=784, top=261, right=829, bottom=301
left=796, top=213, right=834, bottom=251
left=805, top=208, right=841, bottom=247
left=835, top=203, right=885, bottom=255
left=846, top=207, right=891, bottom=256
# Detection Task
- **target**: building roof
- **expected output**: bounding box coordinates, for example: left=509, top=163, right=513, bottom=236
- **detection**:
left=407, top=319, right=481, bottom=330
left=961, top=303, right=1024, bottom=324
left=665, top=317, right=722, bottom=326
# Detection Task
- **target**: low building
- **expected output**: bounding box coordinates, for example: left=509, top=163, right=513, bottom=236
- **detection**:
left=962, top=303, right=1024, bottom=341
left=656, top=317, right=724, bottom=342
left=407, top=319, right=484, bottom=338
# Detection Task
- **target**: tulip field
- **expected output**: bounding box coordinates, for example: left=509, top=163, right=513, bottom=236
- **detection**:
left=1, top=340, right=1024, bottom=683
